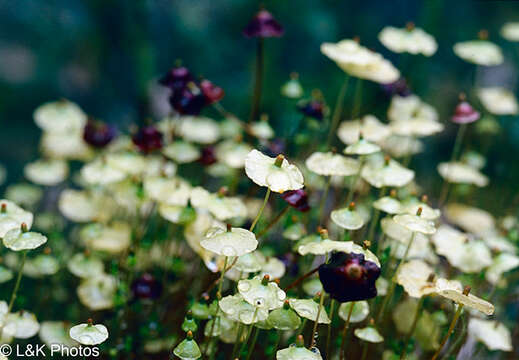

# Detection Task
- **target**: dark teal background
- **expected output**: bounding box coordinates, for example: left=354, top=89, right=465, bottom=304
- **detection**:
left=0, top=0, right=518, bottom=212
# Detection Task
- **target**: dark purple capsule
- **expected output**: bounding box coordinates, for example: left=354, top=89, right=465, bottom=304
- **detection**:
left=281, top=189, right=310, bottom=212
left=381, top=78, right=411, bottom=97
left=297, top=100, right=325, bottom=121
left=243, top=9, right=284, bottom=38
left=170, top=86, right=207, bottom=115
left=83, top=120, right=117, bottom=148
left=451, top=101, right=480, bottom=124
left=198, top=146, right=217, bottom=166
left=318, top=252, right=380, bottom=303
left=159, top=66, right=193, bottom=91
left=131, top=273, right=162, bottom=300
left=200, top=79, right=225, bottom=105
left=132, top=126, right=163, bottom=153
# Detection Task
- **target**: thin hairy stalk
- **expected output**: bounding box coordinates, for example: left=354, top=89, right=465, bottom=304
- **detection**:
left=284, top=266, right=320, bottom=291
left=231, top=323, right=245, bottom=358
left=240, top=308, right=259, bottom=356
left=400, top=296, right=425, bottom=359
left=438, top=124, right=467, bottom=206
left=431, top=304, right=464, bottom=360
left=0, top=250, right=27, bottom=339
left=442, top=313, right=467, bottom=360
left=326, top=76, right=350, bottom=146
left=245, top=327, right=260, bottom=360
left=376, top=232, right=416, bottom=322
left=310, top=254, right=329, bottom=347
left=257, top=205, right=289, bottom=239
left=340, top=301, right=356, bottom=360
left=319, top=176, right=332, bottom=225
left=366, top=187, right=387, bottom=245
left=351, top=78, right=363, bottom=118
left=249, top=38, right=264, bottom=122
left=250, top=188, right=271, bottom=232
left=344, top=156, right=365, bottom=206
left=326, top=299, right=336, bottom=357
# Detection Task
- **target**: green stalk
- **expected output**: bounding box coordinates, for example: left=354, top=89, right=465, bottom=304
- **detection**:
left=376, top=232, right=416, bottom=322
left=438, top=124, right=467, bottom=206
left=366, top=187, right=387, bottom=246
left=257, top=206, right=289, bottom=239
left=249, top=38, right=264, bottom=122
left=240, top=308, right=259, bottom=356
left=231, top=323, right=245, bottom=358
left=245, top=328, right=260, bottom=360
left=319, top=176, right=332, bottom=225
left=250, top=188, right=271, bottom=232
left=344, top=156, right=365, bottom=206
left=325, top=299, right=336, bottom=357
left=340, top=301, right=356, bottom=360
left=310, top=254, right=329, bottom=348
left=400, top=296, right=425, bottom=359
left=431, top=304, right=464, bottom=360
left=351, top=79, right=363, bottom=119
left=326, top=76, right=350, bottom=146
left=7, top=250, right=27, bottom=313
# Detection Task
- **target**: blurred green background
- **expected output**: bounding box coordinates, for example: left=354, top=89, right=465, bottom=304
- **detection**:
left=0, top=0, right=518, bottom=212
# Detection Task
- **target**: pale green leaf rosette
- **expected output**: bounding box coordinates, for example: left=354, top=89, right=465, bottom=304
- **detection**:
left=201, top=226, right=258, bottom=257
left=163, top=141, right=201, bottom=164
left=393, top=213, right=436, bottom=235
left=245, top=150, right=304, bottom=193
left=77, top=274, right=117, bottom=311
left=34, top=99, right=87, bottom=133
left=39, top=321, right=78, bottom=348
left=373, top=196, right=402, bottom=214
left=0, top=200, right=34, bottom=238
left=330, top=206, right=364, bottom=230
left=238, top=276, right=286, bottom=310
left=80, top=159, right=126, bottom=186
left=23, top=255, right=60, bottom=278
left=283, top=223, right=307, bottom=241
left=378, top=26, right=437, bottom=56
left=190, top=187, right=247, bottom=221
left=344, top=138, right=381, bottom=155
left=468, top=318, right=512, bottom=352
left=354, top=326, right=384, bottom=343
left=5, top=183, right=43, bottom=210
left=438, top=162, right=489, bottom=187
left=302, top=279, right=322, bottom=297
left=260, top=257, right=286, bottom=280
left=485, top=253, right=519, bottom=285
left=338, top=301, right=369, bottom=323
left=297, top=239, right=380, bottom=267
left=215, top=140, right=253, bottom=169
left=289, top=299, right=330, bottom=324
left=361, top=158, right=414, bottom=188
left=69, top=321, right=109, bottom=345
left=305, top=152, right=359, bottom=177
left=173, top=331, right=201, bottom=360
left=67, top=253, right=105, bottom=279
left=276, top=340, right=323, bottom=360
left=249, top=118, right=274, bottom=140
left=80, top=222, right=131, bottom=255
left=401, top=201, right=440, bottom=220
left=3, top=311, right=40, bottom=339
left=0, top=266, right=13, bottom=283
left=453, top=40, right=503, bottom=66
left=144, top=176, right=191, bottom=206
left=219, top=294, right=268, bottom=324
left=3, top=226, right=47, bottom=251
left=234, top=251, right=266, bottom=273
left=267, top=302, right=301, bottom=330
left=435, top=279, right=494, bottom=315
